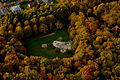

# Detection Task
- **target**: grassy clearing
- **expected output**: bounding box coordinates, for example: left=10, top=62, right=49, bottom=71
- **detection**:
left=22, top=28, right=74, bottom=59
left=20, top=2, right=29, bottom=9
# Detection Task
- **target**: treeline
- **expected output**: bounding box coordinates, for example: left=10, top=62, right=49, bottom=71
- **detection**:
left=68, top=0, right=120, bottom=79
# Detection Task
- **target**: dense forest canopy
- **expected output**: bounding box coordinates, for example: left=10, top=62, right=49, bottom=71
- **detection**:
left=0, top=0, right=120, bottom=80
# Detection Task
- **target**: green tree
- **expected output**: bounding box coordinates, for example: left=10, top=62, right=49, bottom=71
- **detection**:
left=24, top=20, right=30, bottom=26
left=8, top=24, right=13, bottom=30
left=15, top=26, right=24, bottom=39
left=55, top=21, right=64, bottom=29
left=40, top=58, right=50, bottom=66
left=4, top=54, right=19, bottom=72
left=13, top=17, right=18, bottom=25
left=30, top=18, right=37, bottom=24
left=39, top=24, right=48, bottom=33
left=47, top=14, right=55, bottom=30
left=33, top=24, right=38, bottom=34
left=39, top=16, right=46, bottom=23
left=23, top=25, right=32, bottom=37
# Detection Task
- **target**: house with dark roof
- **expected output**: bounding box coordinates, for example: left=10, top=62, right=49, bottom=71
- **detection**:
left=10, top=5, right=21, bottom=12
left=0, top=6, right=8, bottom=17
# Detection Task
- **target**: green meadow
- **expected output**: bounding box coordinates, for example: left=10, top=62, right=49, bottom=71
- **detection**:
left=23, top=28, right=73, bottom=59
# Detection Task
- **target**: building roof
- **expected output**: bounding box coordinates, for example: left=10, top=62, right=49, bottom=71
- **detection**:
left=10, top=5, right=21, bottom=12
left=42, top=0, right=52, bottom=5
left=0, top=10, right=3, bottom=16
left=0, top=6, right=8, bottom=16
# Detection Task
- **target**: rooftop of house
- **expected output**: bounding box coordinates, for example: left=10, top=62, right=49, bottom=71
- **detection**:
left=0, top=10, right=3, bottom=16
left=10, top=5, right=21, bottom=12
left=0, top=6, right=8, bottom=16
left=42, top=0, right=52, bottom=5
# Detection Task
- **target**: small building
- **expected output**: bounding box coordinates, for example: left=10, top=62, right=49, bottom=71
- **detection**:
left=10, top=5, right=21, bottom=12
left=0, top=10, right=4, bottom=16
left=41, top=44, right=47, bottom=48
left=0, top=11, right=3, bottom=18
left=0, top=6, right=8, bottom=17
left=42, top=0, right=52, bottom=5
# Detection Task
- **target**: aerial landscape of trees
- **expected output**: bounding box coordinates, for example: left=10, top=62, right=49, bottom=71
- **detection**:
left=0, top=0, right=120, bottom=79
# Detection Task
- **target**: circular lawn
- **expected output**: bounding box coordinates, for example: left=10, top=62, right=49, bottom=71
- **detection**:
left=22, top=28, right=74, bottom=59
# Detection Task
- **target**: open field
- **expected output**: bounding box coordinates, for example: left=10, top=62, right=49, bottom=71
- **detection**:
left=22, top=28, right=73, bottom=59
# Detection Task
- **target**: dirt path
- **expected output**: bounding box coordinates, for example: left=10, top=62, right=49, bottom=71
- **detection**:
left=32, top=32, right=56, bottom=41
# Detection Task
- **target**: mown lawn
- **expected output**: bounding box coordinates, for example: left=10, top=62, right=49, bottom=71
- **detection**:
left=22, top=28, right=74, bottom=59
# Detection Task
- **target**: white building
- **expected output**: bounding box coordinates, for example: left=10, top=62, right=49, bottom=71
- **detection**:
left=10, top=5, right=21, bottom=12
left=53, top=40, right=72, bottom=53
